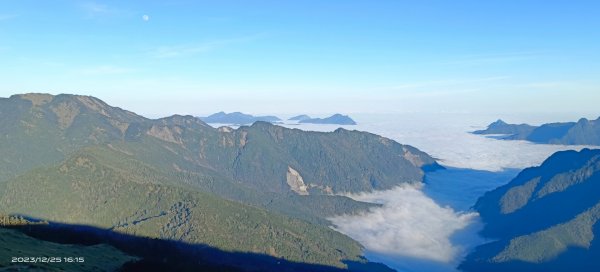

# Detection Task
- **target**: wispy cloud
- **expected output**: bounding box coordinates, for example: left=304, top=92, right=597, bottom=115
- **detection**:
left=80, top=1, right=124, bottom=18
left=0, top=14, right=19, bottom=21
left=77, top=65, right=135, bottom=75
left=150, top=34, right=265, bottom=58
left=438, top=51, right=547, bottom=67
left=519, top=81, right=594, bottom=91
left=391, top=76, right=510, bottom=91
left=151, top=44, right=215, bottom=59
left=82, top=2, right=109, bottom=13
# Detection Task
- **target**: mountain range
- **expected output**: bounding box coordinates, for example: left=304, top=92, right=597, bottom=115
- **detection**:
left=0, top=93, right=441, bottom=271
left=473, top=118, right=600, bottom=145
left=460, top=148, right=600, bottom=271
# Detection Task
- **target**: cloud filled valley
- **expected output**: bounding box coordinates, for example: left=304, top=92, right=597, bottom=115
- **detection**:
left=284, top=113, right=594, bottom=271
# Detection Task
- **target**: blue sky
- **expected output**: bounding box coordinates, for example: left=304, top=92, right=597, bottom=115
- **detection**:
left=0, top=1, right=599, bottom=117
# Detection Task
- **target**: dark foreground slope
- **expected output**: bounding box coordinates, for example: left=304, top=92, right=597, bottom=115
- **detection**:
left=473, top=118, right=600, bottom=145
left=460, top=148, right=600, bottom=272
left=0, top=93, right=440, bottom=270
left=0, top=216, right=135, bottom=272
left=0, top=215, right=392, bottom=272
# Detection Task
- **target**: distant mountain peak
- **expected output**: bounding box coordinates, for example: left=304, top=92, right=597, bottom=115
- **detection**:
left=200, top=111, right=281, bottom=124
left=288, top=114, right=311, bottom=121
left=298, top=114, right=357, bottom=125
left=578, top=117, right=590, bottom=124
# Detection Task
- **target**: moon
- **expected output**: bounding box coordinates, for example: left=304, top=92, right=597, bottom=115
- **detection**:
left=142, top=15, right=150, bottom=21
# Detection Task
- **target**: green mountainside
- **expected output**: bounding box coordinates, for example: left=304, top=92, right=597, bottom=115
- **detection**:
left=0, top=93, right=438, bottom=271
left=460, top=148, right=600, bottom=272
left=0, top=148, right=367, bottom=268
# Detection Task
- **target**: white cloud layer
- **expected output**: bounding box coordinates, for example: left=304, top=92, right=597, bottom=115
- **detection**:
left=330, top=184, right=479, bottom=265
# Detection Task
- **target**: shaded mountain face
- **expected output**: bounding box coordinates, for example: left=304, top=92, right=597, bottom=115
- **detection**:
left=200, top=111, right=281, bottom=124
left=299, top=114, right=357, bottom=125
left=460, top=148, right=600, bottom=272
left=0, top=93, right=439, bottom=270
left=473, top=118, right=600, bottom=145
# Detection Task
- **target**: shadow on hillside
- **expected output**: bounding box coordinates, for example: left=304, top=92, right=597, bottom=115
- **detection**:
left=2, top=216, right=393, bottom=272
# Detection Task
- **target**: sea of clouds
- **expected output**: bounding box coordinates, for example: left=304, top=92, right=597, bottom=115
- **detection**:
left=280, top=113, right=594, bottom=272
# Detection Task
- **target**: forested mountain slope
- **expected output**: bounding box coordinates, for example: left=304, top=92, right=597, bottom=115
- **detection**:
left=461, top=148, right=600, bottom=271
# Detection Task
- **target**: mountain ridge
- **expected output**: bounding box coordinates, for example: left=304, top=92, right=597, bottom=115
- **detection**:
left=473, top=117, right=600, bottom=145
